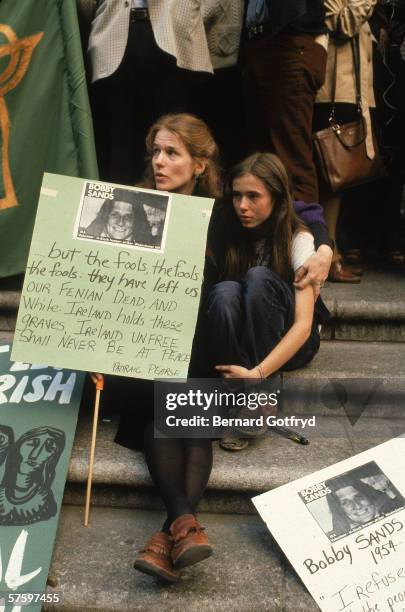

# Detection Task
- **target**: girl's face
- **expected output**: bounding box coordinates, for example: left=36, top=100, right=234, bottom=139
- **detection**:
left=152, top=129, right=205, bottom=195
left=232, top=173, right=274, bottom=229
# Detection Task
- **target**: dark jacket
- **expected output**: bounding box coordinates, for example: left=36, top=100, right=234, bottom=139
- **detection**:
left=247, top=0, right=326, bottom=36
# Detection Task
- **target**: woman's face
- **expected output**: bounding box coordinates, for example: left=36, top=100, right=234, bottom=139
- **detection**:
left=232, top=173, right=274, bottom=229
left=18, top=434, right=58, bottom=476
left=152, top=129, right=204, bottom=195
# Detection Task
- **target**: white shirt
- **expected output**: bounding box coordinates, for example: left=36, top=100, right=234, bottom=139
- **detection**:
left=291, top=231, right=315, bottom=272
left=254, top=231, right=314, bottom=273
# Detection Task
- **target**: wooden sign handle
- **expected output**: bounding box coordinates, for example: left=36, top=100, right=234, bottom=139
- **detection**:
left=84, top=374, right=104, bottom=526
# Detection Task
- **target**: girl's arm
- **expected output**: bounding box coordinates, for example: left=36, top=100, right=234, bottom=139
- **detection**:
left=292, top=203, right=333, bottom=295
left=325, top=0, right=377, bottom=38
left=215, top=283, right=315, bottom=379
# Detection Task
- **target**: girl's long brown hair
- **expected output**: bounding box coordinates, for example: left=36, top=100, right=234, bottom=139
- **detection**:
left=140, top=113, right=222, bottom=198
left=220, top=153, right=306, bottom=283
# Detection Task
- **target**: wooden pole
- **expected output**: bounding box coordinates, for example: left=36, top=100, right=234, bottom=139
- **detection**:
left=84, top=375, right=104, bottom=527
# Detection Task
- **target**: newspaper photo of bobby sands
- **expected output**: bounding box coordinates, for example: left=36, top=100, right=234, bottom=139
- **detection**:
left=298, top=462, right=405, bottom=542
left=75, top=182, right=170, bottom=252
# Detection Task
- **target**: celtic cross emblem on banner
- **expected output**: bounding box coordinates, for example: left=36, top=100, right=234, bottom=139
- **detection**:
left=0, top=25, right=43, bottom=210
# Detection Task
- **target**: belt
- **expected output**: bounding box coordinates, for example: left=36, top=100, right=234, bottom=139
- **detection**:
left=130, top=8, right=149, bottom=22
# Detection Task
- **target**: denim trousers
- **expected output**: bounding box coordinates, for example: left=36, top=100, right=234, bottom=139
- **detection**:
left=206, top=267, right=320, bottom=372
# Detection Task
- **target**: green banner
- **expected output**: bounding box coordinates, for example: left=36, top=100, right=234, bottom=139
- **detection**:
left=0, top=0, right=98, bottom=278
left=0, top=341, right=83, bottom=612
left=11, top=173, right=214, bottom=380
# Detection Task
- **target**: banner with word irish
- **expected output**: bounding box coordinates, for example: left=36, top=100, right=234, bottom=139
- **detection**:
left=0, top=342, right=83, bottom=611
left=0, top=0, right=98, bottom=278
left=11, top=174, right=214, bottom=380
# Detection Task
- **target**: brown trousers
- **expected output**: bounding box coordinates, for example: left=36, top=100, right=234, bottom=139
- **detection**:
left=244, top=32, right=327, bottom=204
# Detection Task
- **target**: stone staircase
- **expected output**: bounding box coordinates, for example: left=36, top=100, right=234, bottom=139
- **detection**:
left=1, top=269, right=405, bottom=611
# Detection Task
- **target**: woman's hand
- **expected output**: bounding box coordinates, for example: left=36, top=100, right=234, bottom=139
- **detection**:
left=293, top=245, right=333, bottom=298
left=215, top=365, right=258, bottom=379
left=89, top=372, right=104, bottom=390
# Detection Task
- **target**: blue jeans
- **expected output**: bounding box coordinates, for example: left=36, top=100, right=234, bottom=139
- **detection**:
left=206, top=267, right=320, bottom=372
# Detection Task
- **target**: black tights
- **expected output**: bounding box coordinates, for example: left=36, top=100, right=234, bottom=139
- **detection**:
left=143, top=422, right=213, bottom=532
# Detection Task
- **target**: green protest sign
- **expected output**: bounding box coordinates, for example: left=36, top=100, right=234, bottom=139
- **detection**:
left=0, top=0, right=98, bottom=279
left=12, top=174, right=214, bottom=380
left=0, top=342, right=83, bottom=611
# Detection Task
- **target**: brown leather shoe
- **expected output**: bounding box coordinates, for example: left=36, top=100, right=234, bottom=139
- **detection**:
left=345, top=262, right=364, bottom=276
left=386, top=250, right=405, bottom=266
left=170, top=514, right=213, bottom=569
left=134, top=531, right=180, bottom=582
left=344, top=249, right=362, bottom=265
left=328, top=260, right=361, bottom=283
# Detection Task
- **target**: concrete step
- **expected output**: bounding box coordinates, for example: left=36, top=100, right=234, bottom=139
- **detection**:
left=283, top=340, right=405, bottom=417
left=64, top=404, right=405, bottom=514
left=2, top=328, right=403, bottom=418
left=2, top=328, right=404, bottom=512
left=2, top=268, right=405, bottom=341
left=321, top=268, right=405, bottom=341
left=44, top=505, right=317, bottom=611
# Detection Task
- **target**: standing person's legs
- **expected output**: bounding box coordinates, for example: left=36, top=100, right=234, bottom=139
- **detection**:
left=91, top=13, right=192, bottom=185
left=135, top=17, right=191, bottom=145
left=90, top=18, right=153, bottom=184
left=245, top=33, right=326, bottom=203
left=312, top=102, right=362, bottom=282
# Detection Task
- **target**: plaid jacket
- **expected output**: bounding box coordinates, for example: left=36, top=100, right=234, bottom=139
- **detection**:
left=87, top=0, right=213, bottom=81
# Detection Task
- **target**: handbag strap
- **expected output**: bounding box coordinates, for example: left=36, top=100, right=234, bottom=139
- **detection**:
left=329, top=36, right=367, bottom=149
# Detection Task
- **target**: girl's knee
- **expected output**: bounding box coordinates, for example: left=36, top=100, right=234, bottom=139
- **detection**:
left=244, top=267, right=293, bottom=314
left=244, top=266, right=280, bottom=290
left=207, top=281, right=241, bottom=307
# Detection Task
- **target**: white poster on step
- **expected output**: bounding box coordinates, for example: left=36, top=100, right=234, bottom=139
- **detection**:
left=253, top=437, right=405, bottom=612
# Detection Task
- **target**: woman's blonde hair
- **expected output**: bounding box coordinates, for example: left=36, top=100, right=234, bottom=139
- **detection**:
left=140, top=113, right=222, bottom=198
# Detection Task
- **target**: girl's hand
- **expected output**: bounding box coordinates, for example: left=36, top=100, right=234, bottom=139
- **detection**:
left=215, top=365, right=258, bottom=379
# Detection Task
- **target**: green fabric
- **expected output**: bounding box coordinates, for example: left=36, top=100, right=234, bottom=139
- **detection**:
left=0, top=0, right=98, bottom=278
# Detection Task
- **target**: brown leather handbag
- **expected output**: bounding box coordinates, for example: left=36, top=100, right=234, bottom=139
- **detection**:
left=313, top=38, right=386, bottom=193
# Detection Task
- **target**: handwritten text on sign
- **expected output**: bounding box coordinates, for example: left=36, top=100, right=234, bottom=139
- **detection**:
left=253, top=438, right=405, bottom=612
left=12, top=175, right=214, bottom=379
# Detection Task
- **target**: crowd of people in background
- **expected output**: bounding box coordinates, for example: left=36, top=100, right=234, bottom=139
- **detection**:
left=77, top=0, right=405, bottom=284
